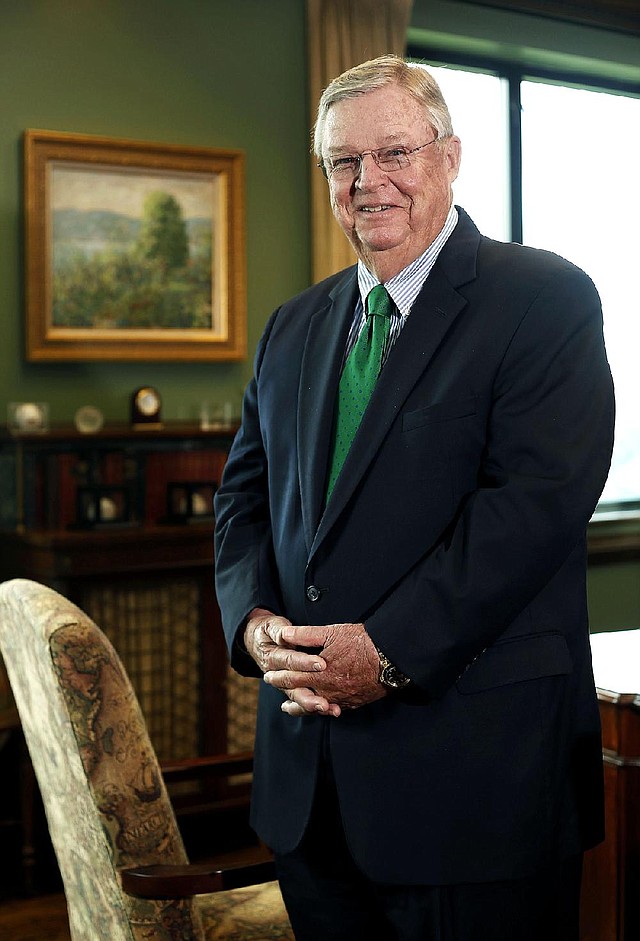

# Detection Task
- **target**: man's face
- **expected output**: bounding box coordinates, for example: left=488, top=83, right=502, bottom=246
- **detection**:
left=322, top=84, right=461, bottom=280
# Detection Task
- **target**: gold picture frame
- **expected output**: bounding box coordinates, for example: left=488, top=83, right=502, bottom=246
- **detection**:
left=24, top=129, right=246, bottom=362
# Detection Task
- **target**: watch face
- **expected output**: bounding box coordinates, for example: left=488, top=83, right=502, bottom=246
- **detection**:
left=380, top=663, right=412, bottom=690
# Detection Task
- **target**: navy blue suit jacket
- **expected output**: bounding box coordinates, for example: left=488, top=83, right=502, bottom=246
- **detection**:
left=214, top=209, right=614, bottom=884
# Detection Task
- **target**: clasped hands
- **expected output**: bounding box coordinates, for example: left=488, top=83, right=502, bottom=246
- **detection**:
left=244, top=607, right=386, bottom=717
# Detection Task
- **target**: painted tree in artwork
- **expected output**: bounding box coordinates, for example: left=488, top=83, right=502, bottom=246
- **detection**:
left=52, top=184, right=213, bottom=329
left=136, top=191, right=189, bottom=274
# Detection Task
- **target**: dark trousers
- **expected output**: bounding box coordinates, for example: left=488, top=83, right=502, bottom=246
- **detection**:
left=274, top=763, right=583, bottom=941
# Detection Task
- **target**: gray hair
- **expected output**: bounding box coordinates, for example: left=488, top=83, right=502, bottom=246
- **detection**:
left=312, top=54, right=454, bottom=158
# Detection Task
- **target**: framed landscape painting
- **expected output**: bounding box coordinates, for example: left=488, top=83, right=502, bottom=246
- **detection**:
left=24, top=129, right=246, bottom=361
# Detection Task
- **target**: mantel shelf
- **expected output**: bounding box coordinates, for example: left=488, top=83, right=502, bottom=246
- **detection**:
left=0, top=420, right=239, bottom=446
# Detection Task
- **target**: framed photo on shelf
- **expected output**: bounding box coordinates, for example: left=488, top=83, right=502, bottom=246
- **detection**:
left=24, top=129, right=246, bottom=362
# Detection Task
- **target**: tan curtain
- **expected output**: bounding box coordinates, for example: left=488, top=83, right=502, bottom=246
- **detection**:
left=307, top=0, right=414, bottom=283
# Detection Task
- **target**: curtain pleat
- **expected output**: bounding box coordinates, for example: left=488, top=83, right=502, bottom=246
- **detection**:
left=307, top=0, right=414, bottom=282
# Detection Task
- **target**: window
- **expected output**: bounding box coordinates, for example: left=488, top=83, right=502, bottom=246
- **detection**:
left=521, top=81, right=640, bottom=503
left=420, top=60, right=640, bottom=508
left=426, top=68, right=510, bottom=242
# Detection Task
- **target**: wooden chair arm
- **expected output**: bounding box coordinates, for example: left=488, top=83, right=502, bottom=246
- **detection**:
left=120, top=858, right=277, bottom=899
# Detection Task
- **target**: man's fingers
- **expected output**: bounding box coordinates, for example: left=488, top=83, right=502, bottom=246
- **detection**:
left=273, top=682, right=341, bottom=718
left=281, top=697, right=341, bottom=718
left=281, top=700, right=307, bottom=716
left=266, top=648, right=326, bottom=673
left=279, top=624, right=334, bottom=648
left=262, top=617, right=297, bottom=646
left=264, top=669, right=322, bottom=688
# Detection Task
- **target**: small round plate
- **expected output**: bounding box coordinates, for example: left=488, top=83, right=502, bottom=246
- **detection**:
left=74, top=405, right=105, bottom=434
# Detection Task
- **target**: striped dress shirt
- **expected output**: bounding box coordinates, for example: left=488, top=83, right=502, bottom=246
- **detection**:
left=343, top=204, right=459, bottom=368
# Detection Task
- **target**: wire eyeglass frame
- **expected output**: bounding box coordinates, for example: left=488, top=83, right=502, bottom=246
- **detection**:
left=319, top=138, right=438, bottom=181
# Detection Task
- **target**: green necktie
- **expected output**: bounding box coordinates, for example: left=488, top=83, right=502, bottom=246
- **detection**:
left=325, top=284, right=394, bottom=501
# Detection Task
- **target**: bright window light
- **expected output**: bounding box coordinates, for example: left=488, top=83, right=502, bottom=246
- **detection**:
left=425, top=64, right=510, bottom=241
left=521, top=81, right=640, bottom=504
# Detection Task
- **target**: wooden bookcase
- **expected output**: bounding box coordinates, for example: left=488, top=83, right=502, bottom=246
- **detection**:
left=0, top=422, right=261, bottom=890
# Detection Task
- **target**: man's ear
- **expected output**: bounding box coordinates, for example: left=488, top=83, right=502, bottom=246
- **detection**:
left=445, top=135, right=462, bottom=184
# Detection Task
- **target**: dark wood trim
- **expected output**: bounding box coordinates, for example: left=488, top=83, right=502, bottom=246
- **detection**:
left=0, top=525, right=215, bottom=579
left=581, top=634, right=640, bottom=940
left=0, top=421, right=239, bottom=446
left=508, top=73, right=523, bottom=244
left=456, top=0, right=640, bottom=34
left=588, top=513, right=640, bottom=564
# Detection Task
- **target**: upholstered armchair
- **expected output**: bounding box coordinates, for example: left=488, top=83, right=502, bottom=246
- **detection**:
left=0, top=578, right=293, bottom=941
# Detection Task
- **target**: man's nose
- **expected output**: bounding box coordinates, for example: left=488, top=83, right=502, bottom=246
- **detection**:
left=355, top=152, right=387, bottom=186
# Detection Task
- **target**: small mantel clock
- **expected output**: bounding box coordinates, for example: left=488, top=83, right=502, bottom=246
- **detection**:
left=130, top=386, right=162, bottom=429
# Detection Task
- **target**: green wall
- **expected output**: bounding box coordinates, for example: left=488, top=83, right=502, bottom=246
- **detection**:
left=588, top=562, right=640, bottom=633
left=0, top=0, right=311, bottom=423
left=1, top=0, right=638, bottom=630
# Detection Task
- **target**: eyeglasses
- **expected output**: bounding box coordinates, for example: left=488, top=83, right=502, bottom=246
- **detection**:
left=319, top=139, right=438, bottom=181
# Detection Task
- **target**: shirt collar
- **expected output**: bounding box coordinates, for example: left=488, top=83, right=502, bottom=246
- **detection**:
left=357, top=204, right=458, bottom=318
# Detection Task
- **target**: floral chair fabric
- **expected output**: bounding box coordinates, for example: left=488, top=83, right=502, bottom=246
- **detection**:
left=0, top=578, right=293, bottom=941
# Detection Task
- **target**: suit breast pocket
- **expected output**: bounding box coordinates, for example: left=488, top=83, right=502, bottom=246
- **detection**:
left=399, top=395, right=483, bottom=500
left=402, top=395, right=478, bottom=432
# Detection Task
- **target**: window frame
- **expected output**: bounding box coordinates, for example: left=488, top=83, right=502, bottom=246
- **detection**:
left=408, top=43, right=640, bottom=245
left=407, top=43, right=640, bottom=556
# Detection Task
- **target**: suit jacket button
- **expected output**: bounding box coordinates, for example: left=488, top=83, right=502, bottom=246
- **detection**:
left=306, top=585, right=321, bottom=602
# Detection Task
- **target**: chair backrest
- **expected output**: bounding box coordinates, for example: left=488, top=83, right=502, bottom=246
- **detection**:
left=0, top=578, right=205, bottom=941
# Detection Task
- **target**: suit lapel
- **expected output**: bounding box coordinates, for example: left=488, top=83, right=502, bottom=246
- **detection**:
left=297, top=269, right=359, bottom=553
left=310, top=209, right=480, bottom=557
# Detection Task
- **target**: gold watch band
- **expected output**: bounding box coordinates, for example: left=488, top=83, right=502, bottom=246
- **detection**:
left=375, top=645, right=411, bottom=690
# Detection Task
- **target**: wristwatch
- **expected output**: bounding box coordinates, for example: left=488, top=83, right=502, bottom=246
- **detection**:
left=375, top=646, right=411, bottom=690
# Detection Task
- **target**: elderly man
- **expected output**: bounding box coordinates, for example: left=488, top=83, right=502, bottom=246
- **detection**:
left=214, top=55, right=614, bottom=940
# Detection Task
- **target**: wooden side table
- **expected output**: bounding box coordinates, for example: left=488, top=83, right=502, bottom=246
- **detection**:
left=581, top=629, right=640, bottom=941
